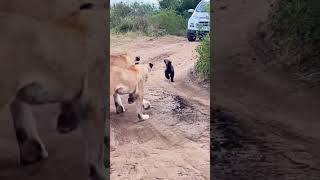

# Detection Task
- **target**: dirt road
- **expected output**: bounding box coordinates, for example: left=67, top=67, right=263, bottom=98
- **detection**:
left=213, top=0, right=320, bottom=179
left=110, top=35, right=210, bottom=179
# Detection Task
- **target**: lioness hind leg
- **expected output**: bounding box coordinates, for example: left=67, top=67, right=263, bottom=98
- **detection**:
left=10, top=98, right=48, bottom=165
left=128, top=92, right=150, bottom=110
left=56, top=101, right=81, bottom=134
left=113, top=93, right=125, bottom=114
left=128, top=93, right=135, bottom=104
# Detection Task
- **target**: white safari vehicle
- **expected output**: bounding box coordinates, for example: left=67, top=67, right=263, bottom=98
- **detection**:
left=187, top=0, right=210, bottom=41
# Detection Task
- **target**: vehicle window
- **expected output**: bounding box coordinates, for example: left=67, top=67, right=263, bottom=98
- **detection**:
left=196, top=1, right=209, bottom=12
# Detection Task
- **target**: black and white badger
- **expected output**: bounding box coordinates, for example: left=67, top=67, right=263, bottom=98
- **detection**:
left=164, top=59, right=174, bottom=82
left=135, top=56, right=140, bottom=64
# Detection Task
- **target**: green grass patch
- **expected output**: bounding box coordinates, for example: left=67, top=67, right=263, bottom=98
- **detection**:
left=195, top=34, right=210, bottom=76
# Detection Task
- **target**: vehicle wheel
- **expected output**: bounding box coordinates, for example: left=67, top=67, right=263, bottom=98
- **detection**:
left=187, top=34, right=196, bottom=41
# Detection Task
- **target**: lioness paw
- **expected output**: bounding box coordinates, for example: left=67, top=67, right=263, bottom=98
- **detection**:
left=143, top=102, right=151, bottom=110
left=116, top=106, right=125, bottom=114
left=20, top=140, right=48, bottom=165
left=138, top=114, right=149, bottom=120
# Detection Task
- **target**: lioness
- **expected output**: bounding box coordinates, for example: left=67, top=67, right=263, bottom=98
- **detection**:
left=110, top=53, right=150, bottom=107
left=110, top=52, right=139, bottom=68
left=110, top=63, right=153, bottom=120
left=0, top=3, right=107, bottom=180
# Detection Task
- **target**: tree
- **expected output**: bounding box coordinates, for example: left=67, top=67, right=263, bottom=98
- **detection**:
left=159, top=0, right=180, bottom=11
left=159, top=0, right=202, bottom=17
left=179, top=0, right=202, bottom=12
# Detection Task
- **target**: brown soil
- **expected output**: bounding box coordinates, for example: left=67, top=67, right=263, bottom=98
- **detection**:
left=213, top=0, right=320, bottom=179
left=110, top=35, right=210, bottom=180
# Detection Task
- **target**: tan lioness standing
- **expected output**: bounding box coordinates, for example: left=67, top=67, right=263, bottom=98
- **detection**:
left=110, top=63, right=153, bottom=120
left=110, top=52, right=151, bottom=108
left=0, top=3, right=107, bottom=180
left=110, top=52, right=140, bottom=67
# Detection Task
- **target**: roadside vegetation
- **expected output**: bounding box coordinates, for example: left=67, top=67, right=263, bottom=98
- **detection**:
left=195, top=34, right=210, bottom=77
left=269, top=0, right=320, bottom=79
left=110, top=0, right=201, bottom=36
left=111, top=0, right=211, bottom=79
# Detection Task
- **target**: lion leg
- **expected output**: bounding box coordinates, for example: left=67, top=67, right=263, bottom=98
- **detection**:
left=10, top=98, right=48, bottom=165
left=128, top=93, right=135, bottom=104
left=56, top=101, right=81, bottom=134
left=127, top=89, right=150, bottom=109
left=128, top=95, right=151, bottom=110
left=113, top=93, right=125, bottom=114
left=10, top=81, right=83, bottom=164
left=79, top=102, right=106, bottom=180
left=136, top=95, right=149, bottom=120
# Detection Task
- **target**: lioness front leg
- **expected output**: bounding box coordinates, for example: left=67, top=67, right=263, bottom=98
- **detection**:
left=136, top=95, right=149, bottom=120
left=10, top=98, right=48, bottom=165
left=79, top=102, right=106, bottom=180
left=128, top=94, right=151, bottom=110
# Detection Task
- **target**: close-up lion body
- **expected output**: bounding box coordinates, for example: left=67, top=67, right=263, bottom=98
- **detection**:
left=0, top=2, right=107, bottom=180
left=110, top=53, right=134, bottom=68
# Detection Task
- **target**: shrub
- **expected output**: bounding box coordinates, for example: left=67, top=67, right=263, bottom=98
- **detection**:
left=110, top=1, right=197, bottom=37
left=270, top=0, right=320, bottom=71
left=149, top=10, right=186, bottom=36
left=195, top=34, right=210, bottom=76
left=114, top=17, right=134, bottom=33
left=159, top=0, right=202, bottom=18
left=111, top=2, right=155, bottom=34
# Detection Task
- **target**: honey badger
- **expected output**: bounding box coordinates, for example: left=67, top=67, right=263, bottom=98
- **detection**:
left=164, top=59, right=174, bottom=82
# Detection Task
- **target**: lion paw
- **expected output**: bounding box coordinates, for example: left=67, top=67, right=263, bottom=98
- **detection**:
left=20, top=140, right=48, bottom=165
left=143, top=100, right=151, bottom=110
left=138, top=114, right=149, bottom=120
left=116, top=105, right=125, bottom=114
left=143, top=103, right=151, bottom=110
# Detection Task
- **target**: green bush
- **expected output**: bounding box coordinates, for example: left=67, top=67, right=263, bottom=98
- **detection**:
left=159, top=0, right=202, bottom=18
left=111, top=2, right=155, bottom=34
left=270, top=0, right=320, bottom=71
left=195, top=34, right=210, bottom=76
left=111, top=2, right=190, bottom=36
left=150, top=10, right=186, bottom=36
left=114, top=17, right=134, bottom=33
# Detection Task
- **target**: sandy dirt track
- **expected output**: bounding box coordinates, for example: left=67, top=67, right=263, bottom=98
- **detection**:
left=212, top=0, right=320, bottom=179
left=110, top=35, right=210, bottom=179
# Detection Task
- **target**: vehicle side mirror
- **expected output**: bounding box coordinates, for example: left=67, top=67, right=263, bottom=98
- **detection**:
left=188, top=9, right=194, bottom=13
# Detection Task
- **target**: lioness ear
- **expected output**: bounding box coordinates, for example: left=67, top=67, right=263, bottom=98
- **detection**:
left=80, top=3, right=94, bottom=10
left=149, top=63, right=154, bottom=69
